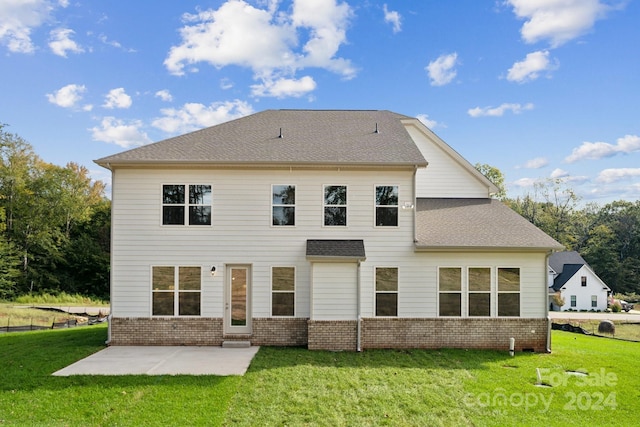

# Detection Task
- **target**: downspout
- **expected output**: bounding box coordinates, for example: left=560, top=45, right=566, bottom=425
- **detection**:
left=356, top=260, right=362, bottom=352
left=545, top=250, right=552, bottom=353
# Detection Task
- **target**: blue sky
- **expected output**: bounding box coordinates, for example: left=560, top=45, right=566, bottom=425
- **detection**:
left=1, top=0, right=638, bottom=203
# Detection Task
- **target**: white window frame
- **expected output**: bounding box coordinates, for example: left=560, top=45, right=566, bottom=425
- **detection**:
left=374, top=184, right=399, bottom=227
left=591, top=295, right=597, bottom=308
left=161, top=184, right=212, bottom=226
left=323, top=184, right=348, bottom=227
left=271, top=266, right=296, bottom=317
left=467, top=266, right=492, bottom=317
left=438, top=266, right=463, bottom=317
left=497, top=267, right=521, bottom=317
left=150, top=265, right=202, bottom=317
left=374, top=266, right=399, bottom=317
left=570, top=295, right=577, bottom=307
left=271, top=184, right=296, bottom=227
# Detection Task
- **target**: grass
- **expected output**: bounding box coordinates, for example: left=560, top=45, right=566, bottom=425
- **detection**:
left=555, top=319, right=640, bottom=341
left=11, top=292, right=108, bottom=306
left=1, top=327, right=638, bottom=426
left=0, top=304, right=80, bottom=328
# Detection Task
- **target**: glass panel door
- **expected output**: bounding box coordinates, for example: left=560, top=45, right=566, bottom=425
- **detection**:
left=225, top=265, right=252, bottom=334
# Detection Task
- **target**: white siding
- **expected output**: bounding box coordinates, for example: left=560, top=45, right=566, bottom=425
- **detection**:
left=110, top=168, right=415, bottom=318
left=558, top=266, right=609, bottom=311
left=111, top=167, right=548, bottom=321
left=311, top=263, right=358, bottom=320
left=404, top=125, right=491, bottom=198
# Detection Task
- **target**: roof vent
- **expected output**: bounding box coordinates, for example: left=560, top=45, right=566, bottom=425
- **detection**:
left=279, top=127, right=284, bottom=138
left=374, top=122, right=379, bottom=134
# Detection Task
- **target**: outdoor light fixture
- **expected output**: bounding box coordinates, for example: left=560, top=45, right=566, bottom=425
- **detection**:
left=210, top=266, right=217, bottom=276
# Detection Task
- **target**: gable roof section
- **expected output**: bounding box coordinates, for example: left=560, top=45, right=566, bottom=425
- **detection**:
left=95, top=110, right=427, bottom=169
left=551, top=264, right=583, bottom=291
left=306, top=239, right=366, bottom=262
left=414, top=198, right=564, bottom=251
left=549, top=251, right=589, bottom=274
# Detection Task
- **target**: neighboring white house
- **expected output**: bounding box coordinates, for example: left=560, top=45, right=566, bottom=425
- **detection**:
left=95, top=110, right=563, bottom=352
left=548, top=251, right=610, bottom=311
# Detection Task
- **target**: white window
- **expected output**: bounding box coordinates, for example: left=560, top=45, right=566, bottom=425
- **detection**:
left=570, top=295, right=577, bottom=307
left=468, top=267, right=491, bottom=317
left=375, top=267, right=398, bottom=316
left=375, top=185, right=398, bottom=226
left=439, top=267, right=462, bottom=316
left=162, top=184, right=211, bottom=226
left=152, top=266, right=201, bottom=316
left=324, top=185, right=347, bottom=226
left=497, top=268, right=520, bottom=317
left=272, top=185, right=296, bottom=226
left=591, top=295, right=597, bottom=308
left=272, top=267, right=295, bottom=316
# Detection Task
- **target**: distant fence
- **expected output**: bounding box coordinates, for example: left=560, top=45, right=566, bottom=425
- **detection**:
left=1, top=315, right=107, bottom=334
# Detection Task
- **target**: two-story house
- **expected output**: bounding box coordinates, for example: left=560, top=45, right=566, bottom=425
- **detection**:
left=95, top=110, right=563, bottom=352
left=548, top=251, right=610, bottom=311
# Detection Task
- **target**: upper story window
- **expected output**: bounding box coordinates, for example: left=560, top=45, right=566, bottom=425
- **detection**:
left=272, top=185, right=296, bottom=226
left=375, top=185, right=398, bottom=227
left=162, top=184, right=211, bottom=226
left=581, top=276, right=587, bottom=287
left=324, top=185, right=347, bottom=226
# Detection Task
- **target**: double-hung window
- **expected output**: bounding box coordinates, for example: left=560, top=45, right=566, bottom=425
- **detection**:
left=272, top=267, right=295, bottom=316
left=468, top=267, right=491, bottom=317
left=272, top=185, right=296, bottom=226
left=591, top=295, right=598, bottom=308
left=439, top=267, right=462, bottom=316
left=324, top=185, right=347, bottom=226
left=497, top=267, right=520, bottom=316
left=162, top=184, right=212, bottom=225
left=375, top=267, right=398, bottom=316
left=152, top=266, right=201, bottom=316
left=375, top=185, right=398, bottom=226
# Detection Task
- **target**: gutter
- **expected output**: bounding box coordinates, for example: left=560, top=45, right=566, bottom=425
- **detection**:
left=546, top=250, right=552, bottom=353
left=356, top=260, right=362, bottom=352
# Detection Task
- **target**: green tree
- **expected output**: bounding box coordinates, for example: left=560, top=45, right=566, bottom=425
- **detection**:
left=474, top=163, right=506, bottom=200
left=0, top=207, right=21, bottom=299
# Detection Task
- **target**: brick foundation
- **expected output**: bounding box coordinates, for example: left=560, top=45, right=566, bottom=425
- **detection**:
left=361, top=318, right=549, bottom=352
left=252, top=318, right=308, bottom=346
left=109, top=317, right=223, bottom=346
left=109, top=316, right=549, bottom=352
left=308, top=320, right=358, bottom=351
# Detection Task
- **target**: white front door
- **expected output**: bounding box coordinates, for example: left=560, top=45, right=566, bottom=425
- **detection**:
left=224, top=265, right=252, bottom=334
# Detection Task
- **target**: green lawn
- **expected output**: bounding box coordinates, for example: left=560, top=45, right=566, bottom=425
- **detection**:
left=1, top=326, right=638, bottom=426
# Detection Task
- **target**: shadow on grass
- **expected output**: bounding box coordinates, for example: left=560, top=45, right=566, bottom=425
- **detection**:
left=245, top=345, right=539, bottom=374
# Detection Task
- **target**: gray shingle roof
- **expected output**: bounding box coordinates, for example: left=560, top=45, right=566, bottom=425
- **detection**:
left=548, top=251, right=589, bottom=274
left=415, top=198, right=564, bottom=250
left=95, top=110, right=427, bottom=168
left=551, top=264, right=583, bottom=291
left=306, top=240, right=366, bottom=261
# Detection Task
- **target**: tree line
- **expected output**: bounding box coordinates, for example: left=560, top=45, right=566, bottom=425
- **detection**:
left=477, top=164, right=640, bottom=296
left=0, top=125, right=109, bottom=300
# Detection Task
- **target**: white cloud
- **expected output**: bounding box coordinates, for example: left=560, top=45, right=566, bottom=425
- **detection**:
left=46, top=83, right=86, bottom=108
left=155, top=89, right=173, bottom=102
left=383, top=4, right=401, bottom=33
left=468, top=102, right=534, bottom=118
left=596, top=168, right=640, bottom=183
left=512, top=177, right=538, bottom=188
left=90, top=117, right=151, bottom=148
left=565, top=134, right=640, bottom=163
left=507, top=50, right=557, bottom=83
left=151, top=100, right=253, bottom=135
left=220, top=78, right=234, bottom=90
left=522, top=157, right=549, bottom=169
left=251, top=75, right=316, bottom=98
left=426, top=53, right=458, bottom=86
left=164, top=0, right=355, bottom=97
left=416, top=114, right=439, bottom=129
left=0, top=0, right=55, bottom=53
left=103, top=88, right=132, bottom=109
left=48, top=27, right=83, bottom=57
left=550, top=168, right=569, bottom=178
left=506, top=0, right=612, bottom=47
